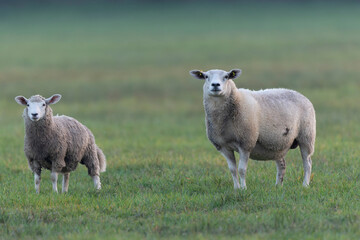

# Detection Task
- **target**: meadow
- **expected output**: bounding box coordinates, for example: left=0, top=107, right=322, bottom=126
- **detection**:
left=0, top=2, right=360, bottom=239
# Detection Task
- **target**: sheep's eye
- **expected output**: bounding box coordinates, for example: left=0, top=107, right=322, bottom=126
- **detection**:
left=26, top=104, right=29, bottom=107
left=42, top=103, right=46, bottom=107
left=224, top=76, right=228, bottom=80
left=205, top=75, right=208, bottom=79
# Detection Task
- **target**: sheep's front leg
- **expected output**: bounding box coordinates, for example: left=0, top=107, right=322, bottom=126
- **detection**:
left=34, top=173, right=41, bottom=194
left=238, top=148, right=250, bottom=189
left=51, top=155, right=66, bottom=193
left=62, top=173, right=70, bottom=193
left=51, top=172, right=58, bottom=193
left=275, top=158, right=286, bottom=186
left=220, top=149, right=240, bottom=189
left=30, top=161, right=42, bottom=193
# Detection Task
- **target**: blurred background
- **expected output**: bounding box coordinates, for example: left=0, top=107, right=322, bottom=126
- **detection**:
left=1, top=0, right=360, bottom=238
left=1, top=0, right=359, bottom=151
left=1, top=0, right=360, bottom=171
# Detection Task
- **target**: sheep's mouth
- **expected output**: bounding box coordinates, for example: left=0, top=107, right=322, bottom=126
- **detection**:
left=30, top=117, right=40, bottom=121
left=210, top=89, right=222, bottom=95
left=209, top=89, right=223, bottom=97
left=210, top=88, right=221, bottom=93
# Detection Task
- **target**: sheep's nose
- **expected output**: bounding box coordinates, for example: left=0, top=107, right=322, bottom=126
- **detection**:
left=212, top=83, right=220, bottom=87
left=32, top=113, right=38, bottom=117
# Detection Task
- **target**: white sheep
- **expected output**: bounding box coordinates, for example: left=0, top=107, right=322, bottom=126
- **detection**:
left=15, top=94, right=106, bottom=193
left=190, top=69, right=316, bottom=189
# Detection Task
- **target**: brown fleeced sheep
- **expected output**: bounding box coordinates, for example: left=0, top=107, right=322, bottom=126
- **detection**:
left=15, top=94, right=106, bottom=193
left=190, top=69, right=316, bottom=189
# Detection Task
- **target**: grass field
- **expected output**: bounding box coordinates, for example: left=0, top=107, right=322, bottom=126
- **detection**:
left=1, top=2, right=360, bottom=239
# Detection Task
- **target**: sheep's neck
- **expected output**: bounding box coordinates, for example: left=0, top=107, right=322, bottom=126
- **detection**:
left=204, top=82, right=241, bottom=122
left=25, top=108, right=55, bottom=139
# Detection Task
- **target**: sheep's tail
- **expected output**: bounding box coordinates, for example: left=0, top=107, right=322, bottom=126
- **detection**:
left=96, top=146, right=107, bottom=173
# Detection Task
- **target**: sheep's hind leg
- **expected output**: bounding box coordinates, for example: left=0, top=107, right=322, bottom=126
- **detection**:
left=275, top=158, right=286, bottom=186
left=51, top=172, right=58, bottom=193
left=220, top=149, right=240, bottom=189
left=92, top=176, right=101, bottom=190
left=300, top=147, right=312, bottom=187
left=82, top=146, right=102, bottom=190
left=238, top=148, right=250, bottom=190
left=62, top=173, right=70, bottom=193
left=34, top=173, right=41, bottom=194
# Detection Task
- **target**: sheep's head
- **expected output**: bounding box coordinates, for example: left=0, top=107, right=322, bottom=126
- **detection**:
left=190, top=69, right=241, bottom=97
left=15, top=94, right=61, bottom=122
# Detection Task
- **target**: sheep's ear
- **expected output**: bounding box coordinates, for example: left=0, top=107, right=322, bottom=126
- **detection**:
left=45, top=94, right=62, bottom=105
left=228, top=69, right=242, bottom=79
left=189, top=70, right=205, bottom=80
left=15, top=96, right=28, bottom=106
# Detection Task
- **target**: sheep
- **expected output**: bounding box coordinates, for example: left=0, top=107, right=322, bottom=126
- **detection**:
left=15, top=94, right=106, bottom=193
left=189, top=69, right=316, bottom=189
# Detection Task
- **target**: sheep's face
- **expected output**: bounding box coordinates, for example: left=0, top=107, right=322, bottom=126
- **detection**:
left=190, top=69, right=241, bottom=97
left=15, top=94, right=62, bottom=122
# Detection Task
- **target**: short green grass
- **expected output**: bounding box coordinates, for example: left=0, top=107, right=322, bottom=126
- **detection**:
left=1, top=2, right=360, bottom=239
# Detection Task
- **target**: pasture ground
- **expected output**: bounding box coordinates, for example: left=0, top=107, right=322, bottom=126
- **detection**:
left=0, top=2, right=360, bottom=239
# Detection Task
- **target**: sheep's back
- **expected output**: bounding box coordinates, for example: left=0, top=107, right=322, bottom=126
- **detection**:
left=250, top=88, right=312, bottom=124
left=54, top=116, right=92, bottom=159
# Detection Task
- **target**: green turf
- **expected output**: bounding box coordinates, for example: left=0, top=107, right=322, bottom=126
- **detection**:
left=1, top=2, right=360, bottom=239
